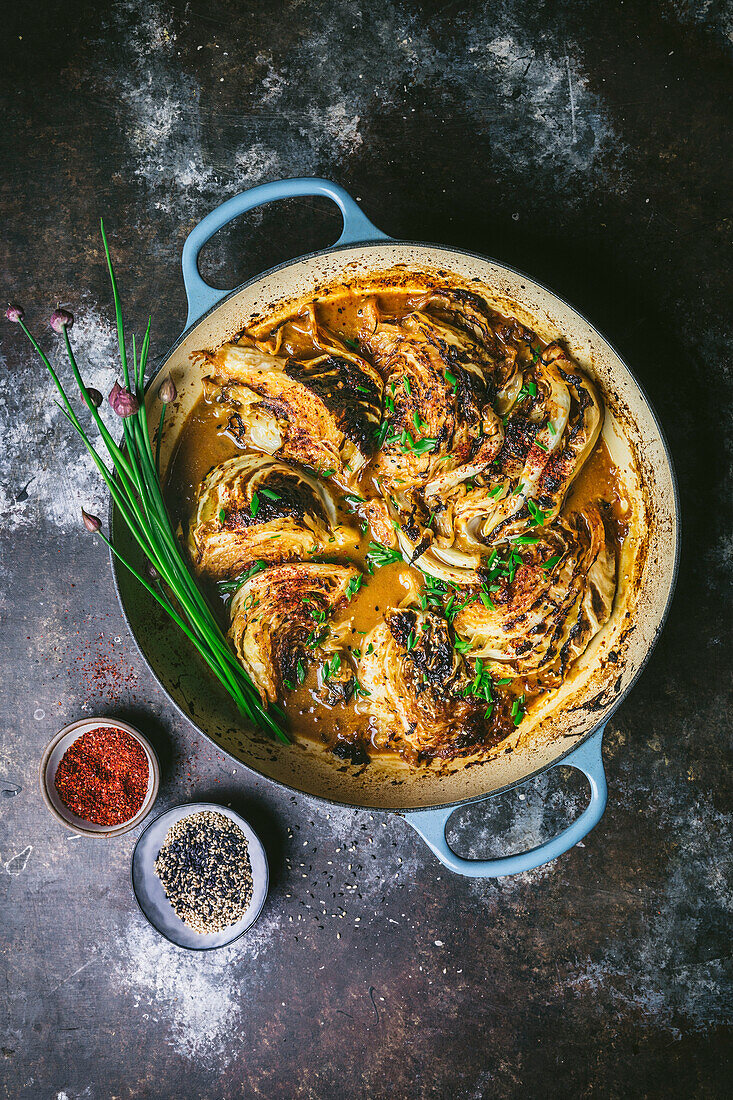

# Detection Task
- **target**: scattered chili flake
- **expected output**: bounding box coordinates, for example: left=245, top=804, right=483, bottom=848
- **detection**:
left=54, top=726, right=148, bottom=825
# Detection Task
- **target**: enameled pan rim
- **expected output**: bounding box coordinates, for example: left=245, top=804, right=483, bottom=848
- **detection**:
left=109, top=238, right=681, bottom=814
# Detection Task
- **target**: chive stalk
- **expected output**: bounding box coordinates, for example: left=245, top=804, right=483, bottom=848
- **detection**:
left=9, top=225, right=288, bottom=744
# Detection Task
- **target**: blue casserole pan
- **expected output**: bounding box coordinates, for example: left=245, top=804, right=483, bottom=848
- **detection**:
left=110, top=178, right=679, bottom=877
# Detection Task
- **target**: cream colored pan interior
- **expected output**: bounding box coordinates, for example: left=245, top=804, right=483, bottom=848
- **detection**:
left=112, top=243, right=678, bottom=810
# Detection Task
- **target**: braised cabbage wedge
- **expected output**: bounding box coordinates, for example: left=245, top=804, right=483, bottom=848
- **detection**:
left=356, top=608, right=506, bottom=762
left=358, top=296, right=504, bottom=496
left=187, top=454, right=353, bottom=581
left=197, top=305, right=382, bottom=483
left=453, top=506, right=615, bottom=683
left=228, top=562, right=360, bottom=705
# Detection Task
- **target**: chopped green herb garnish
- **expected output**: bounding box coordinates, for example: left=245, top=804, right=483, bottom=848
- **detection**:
left=304, top=600, right=326, bottom=623
left=304, top=599, right=329, bottom=647
left=259, top=488, right=280, bottom=501
left=307, top=626, right=327, bottom=647
left=464, top=657, right=494, bottom=711
left=517, top=379, right=538, bottom=402
left=527, top=499, right=548, bottom=527
left=250, top=492, right=260, bottom=517
left=479, top=543, right=529, bottom=589
left=445, top=370, right=457, bottom=391
left=218, top=507, right=226, bottom=523
left=542, top=554, right=562, bottom=570
left=409, top=437, right=437, bottom=456
left=345, top=573, right=364, bottom=600
left=444, top=592, right=470, bottom=622
left=374, top=421, right=389, bottom=447
left=366, top=541, right=402, bottom=571
left=216, top=559, right=268, bottom=596
left=420, top=572, right=453, bottom=611
left=322, top=653, right=342, bottom=681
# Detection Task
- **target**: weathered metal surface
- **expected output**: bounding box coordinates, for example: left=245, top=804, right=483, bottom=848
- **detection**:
left=0, top=1, right=730, bottom=1096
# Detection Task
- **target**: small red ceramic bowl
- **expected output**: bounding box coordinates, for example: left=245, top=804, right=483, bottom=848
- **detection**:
left=40, top=718, right=160, bottom=838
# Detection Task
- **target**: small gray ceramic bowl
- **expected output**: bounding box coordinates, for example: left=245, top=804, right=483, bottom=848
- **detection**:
left=40, top=718, right=160, bottom=838
left=131, top=802, right=269, bottom=950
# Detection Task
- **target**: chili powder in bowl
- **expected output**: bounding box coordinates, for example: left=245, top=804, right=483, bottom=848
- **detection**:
left=40, top=718, right=160, bottom=837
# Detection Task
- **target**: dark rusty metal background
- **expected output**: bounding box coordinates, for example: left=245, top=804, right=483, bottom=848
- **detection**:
left=0, top=2, right=731, bottom=1097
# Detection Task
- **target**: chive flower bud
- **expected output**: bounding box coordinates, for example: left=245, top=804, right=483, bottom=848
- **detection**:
left=146, top=560, right=160, bottom=581
left=5, top=305, right=24, bottom=323
left=108, top=381, right=139, bottom=417
left=158, top=375, right=177, bottom=404
left=50, top=308, right=74, bottom=333
left=81, top=508, right=102, bottom=533
left=83, top=386, right=103, bottom=408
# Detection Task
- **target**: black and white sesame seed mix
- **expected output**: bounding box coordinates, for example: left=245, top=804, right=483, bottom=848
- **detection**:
left=153, top=811, right=253, bottom=934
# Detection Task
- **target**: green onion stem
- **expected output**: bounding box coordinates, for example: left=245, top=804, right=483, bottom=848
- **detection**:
left=19, top=229, right=288, bottom=744
left=100, top=219, right=130, bottom=389
left=155, top=404, right=165, bottom=474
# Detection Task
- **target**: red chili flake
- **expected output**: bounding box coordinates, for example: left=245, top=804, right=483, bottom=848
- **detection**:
left=54, top=726, right=148, bottom=826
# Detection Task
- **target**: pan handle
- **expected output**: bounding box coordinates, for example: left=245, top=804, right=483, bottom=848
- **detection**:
left=181, top=177, right=391, bottom=329
left=402, top=726, right=607, bottom=877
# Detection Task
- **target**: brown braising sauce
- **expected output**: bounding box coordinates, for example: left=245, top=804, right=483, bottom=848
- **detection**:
left=165, top=287, right=629, bottom=764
